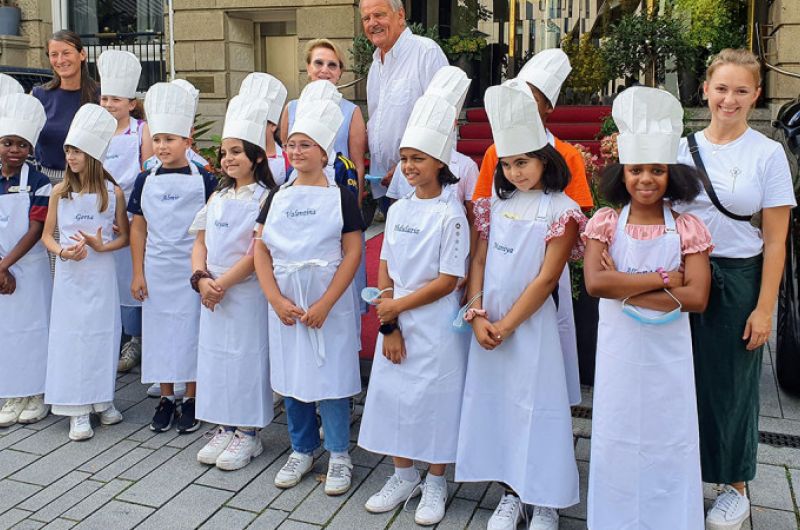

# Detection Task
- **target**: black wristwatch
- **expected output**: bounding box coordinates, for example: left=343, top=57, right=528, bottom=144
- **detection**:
left=379, top=322, right=399, bottom=335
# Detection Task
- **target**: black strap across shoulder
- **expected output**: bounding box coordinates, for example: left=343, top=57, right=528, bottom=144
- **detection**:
left=687, top=133, right=753, bottom=223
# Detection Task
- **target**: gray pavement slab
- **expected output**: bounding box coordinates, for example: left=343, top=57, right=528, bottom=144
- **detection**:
left=59, top=479, right=132, bottom=521
left=197, top=507, right=255, bottom=530
left=248, top=509, right=289, bottom=530
left=28, top=481, right=102, bottom=523
left=17, top=471, right=91, bottom=512
left=0, top=480, right=41, bottom=513
left=71, top=500, right=154, bottom=530
left=135, top=484, right=232, bottom=530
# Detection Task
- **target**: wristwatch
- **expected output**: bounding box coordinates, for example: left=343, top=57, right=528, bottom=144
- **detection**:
left=378, top=322, right=399, bottom=335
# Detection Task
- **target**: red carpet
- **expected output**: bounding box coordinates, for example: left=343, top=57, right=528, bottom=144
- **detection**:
left=359, top=232, right=383, bottom=360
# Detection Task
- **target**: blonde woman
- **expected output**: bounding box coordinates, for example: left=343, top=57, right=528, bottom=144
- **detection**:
left=674, top=49, right=796, bottom=530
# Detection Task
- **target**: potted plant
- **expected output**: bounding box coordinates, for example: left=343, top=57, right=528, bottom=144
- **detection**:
left=0, top=0, right=21, bottom=37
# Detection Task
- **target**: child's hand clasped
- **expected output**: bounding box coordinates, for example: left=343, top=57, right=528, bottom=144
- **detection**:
left=301, top=300, right=333, bottom=329
left=199, top=278, right=225, bottom=312
left=72, top=227, right=107, bottom=252
left=382, top=328, right=406, bottom=364
left=375, top=297, right=402, bottom=323
left=61, top=241, right=88, bottom=261
left=273, top=296, right=304, bottom=326
left=472, top=316, right=503, bottom=350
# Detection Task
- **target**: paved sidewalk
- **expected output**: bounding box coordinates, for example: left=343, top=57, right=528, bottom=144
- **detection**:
left=1, top=338, right=800, bottom=529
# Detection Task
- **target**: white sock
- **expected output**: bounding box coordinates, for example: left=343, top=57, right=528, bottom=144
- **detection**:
left=330, top=451, right=349, bottom=460
left=163, top=395, right=175, bottom=402
left=425, top=473, right=446, bottom=487
left=396, top=465, right=420, bottom=483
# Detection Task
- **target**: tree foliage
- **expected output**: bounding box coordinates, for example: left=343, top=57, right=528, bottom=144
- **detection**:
left=562, top=34, right=608, bottom=102
left=601, top=10, right=692, bottom=85
left=671, top=0, right=747, bottom=64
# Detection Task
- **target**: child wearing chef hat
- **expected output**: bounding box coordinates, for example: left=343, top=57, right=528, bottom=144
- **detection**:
left=239, top=73, right=289, bottom=185
left=254, top=97, right=364, bottom=497
left=41, top=104, right=130, bottom=441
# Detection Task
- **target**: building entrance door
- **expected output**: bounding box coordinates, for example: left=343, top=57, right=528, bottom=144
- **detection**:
left=264, top=35, right=299, bottom=99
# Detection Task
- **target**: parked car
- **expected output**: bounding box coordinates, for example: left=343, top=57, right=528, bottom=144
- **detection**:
left=0, top=67, right=53, bottom=93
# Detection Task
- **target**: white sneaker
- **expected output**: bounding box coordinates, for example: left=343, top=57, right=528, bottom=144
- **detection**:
left=118, top=337, right=141, bottom=372
left=216, top=430, right=263, bottom=471
left=364, top=473, right=421, bottom=513
left=274, top=451, right=314, bottom=488
left=706, top=485, right=750, bottom=530
left=197, top=426, right=236, bottom=465
left=0, top=397, right=29, bottom=427
left=69, top=414, right=94, bottom=441
left=487, top=493, right=523, bottom=530
left=529, top=506, right=558, bottom=530
left=98, top=404, right=123, bottom=425
left=18, top=395, right=49, bottom=424
left=324, top=454, right=353, bottom=496
left=146, top=383, right=186, bottom=398
left=414, top=477, right=447, bottom=526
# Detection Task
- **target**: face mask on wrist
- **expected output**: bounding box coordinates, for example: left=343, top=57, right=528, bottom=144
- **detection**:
left=361, top=286, right=393, bottom=305
left=453, top=291, right=484, bottom=333
left=621, top=289, right=683, bottom=325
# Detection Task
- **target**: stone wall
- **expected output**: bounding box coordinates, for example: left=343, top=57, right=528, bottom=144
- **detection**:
left=766, top=0, right=800, bottom=116
left=3, top=0, right=51, bottom=68
left=168, top=0, right=360, bottom=141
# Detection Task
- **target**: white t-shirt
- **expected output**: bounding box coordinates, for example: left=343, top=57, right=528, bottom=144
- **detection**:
left=674, top=128, right=796, bottom=258
left=386, top=149, right=479, bottom=204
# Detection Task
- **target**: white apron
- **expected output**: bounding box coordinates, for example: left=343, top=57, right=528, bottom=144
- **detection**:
left=268, top=145, right=289, bottom=186
left=0, top=165, right=52, bottom=397
left=104, top=119, right=143, bottom=308
left=262, top=179, right=360, bottom=402
left=196, top=186, right=273, bottom=428
left=45, top=185, right=120, bottom=406
left=455, top=192, right=579, bottom=508
left=140, top=162, right=205, bottom=383
left=358, top=188, right=469, bottom=463
left=587, top=203, right=703, bottom=530
left=557, top=265, right=581, bottom=405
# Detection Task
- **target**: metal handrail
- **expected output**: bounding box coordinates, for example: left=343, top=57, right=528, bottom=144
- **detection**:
left=755, top=20, right=800, bottom=80
left=337, top=77, right=367, bottom=90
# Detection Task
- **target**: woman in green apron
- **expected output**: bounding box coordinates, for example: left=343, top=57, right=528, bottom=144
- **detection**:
left=674, top=48, right=796, bottom=530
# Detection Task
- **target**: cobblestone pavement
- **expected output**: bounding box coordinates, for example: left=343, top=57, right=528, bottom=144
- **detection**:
left=1, top=330, right=800, bottom=528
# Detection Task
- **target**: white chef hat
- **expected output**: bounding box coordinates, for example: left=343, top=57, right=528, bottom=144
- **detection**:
left=222, top=95, right=270, bottom=151
left=239, top=73, right=287, bottom=125
left=399, top=94, right=457, bottom=165
left=145, top=82, right=195, bottom=138
left=0, top=74, right=23, bottom=98
left=0, top=94, right=47, bottom=146
left=426, top=66, right=472, bottom=115
left=98, top=50, right=141, bottom=99
left=299, top=79, right=342, bottom=105
left=171, top=78, right=200, bottom=114
left=64, top=104, right=117, bottom=161
left=613, top=86, right=684, bottom=165
left=289, top=98, right=343, bottom=158
left=517, top=48, right=572, bottom=108
left=485, top=84, right=548, bottom=158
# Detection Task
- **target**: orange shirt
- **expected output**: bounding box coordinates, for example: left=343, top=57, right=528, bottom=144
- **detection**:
left=472, top=137, right=594, bottom=210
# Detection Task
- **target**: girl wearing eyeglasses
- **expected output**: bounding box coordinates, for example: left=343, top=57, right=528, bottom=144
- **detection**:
left=255, top=99, right=364, bottom=497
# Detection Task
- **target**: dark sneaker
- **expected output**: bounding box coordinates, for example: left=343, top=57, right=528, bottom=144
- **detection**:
left=177, top=398, right=200, bottom=434
left=150, top=398, right=176, bottom=432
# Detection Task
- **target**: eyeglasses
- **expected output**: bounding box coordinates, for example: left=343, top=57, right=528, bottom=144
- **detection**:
left=285, top=141, right=319, bottom=153
left=312, top=59, right=341, bottom=70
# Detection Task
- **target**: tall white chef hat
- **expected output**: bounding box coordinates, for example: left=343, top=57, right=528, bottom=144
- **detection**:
left=171, top=78, right=200, bottom=114
left=222, top=95, right=270, bottom=151
left=613, top=86, right=684, bottom=165
left=299, top=79, right=342, bottom=105
left=145, top=82, right=195, bottom=138
left=485, top=84, right=548, bottom=158
left=239, top=73, right=287, bottom=125
left=98, top=50, right=141, bottom=99
left=64, top=104, right=117, bottom=161
left=0, top=94, right=47, bottom=146
left=289, top=98, right=343, bottom=159
left=0, top=74, right=23, bottom=98
left=426, top=66, right=472, bottom=115
left=517, top=48, right=572, bottom=108
left=399, top=94, right=457, bottom=165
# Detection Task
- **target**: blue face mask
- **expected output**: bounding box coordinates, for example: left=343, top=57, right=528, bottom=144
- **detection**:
left=361, top=287, right=393, bottom=305
left=621, top=289, right=683, bottom=325
left=452, top=292, right=484, bottom=333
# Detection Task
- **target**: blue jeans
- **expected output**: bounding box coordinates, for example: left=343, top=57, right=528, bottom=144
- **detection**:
left=284, top=396, right=351, bottom=454
left=121, top=306, right=142, bottom=337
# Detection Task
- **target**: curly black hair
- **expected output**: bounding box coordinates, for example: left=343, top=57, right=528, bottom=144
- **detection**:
left=599, top=163, right=702, bottom=205
left=493, top=144, right=570, bottom=199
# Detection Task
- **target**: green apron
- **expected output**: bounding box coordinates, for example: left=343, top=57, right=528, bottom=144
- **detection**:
left=691, top=255, right=763, bottom=484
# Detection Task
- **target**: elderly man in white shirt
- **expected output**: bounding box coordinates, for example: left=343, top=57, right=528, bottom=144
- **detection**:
left=361, top=0, right=449, bottom=200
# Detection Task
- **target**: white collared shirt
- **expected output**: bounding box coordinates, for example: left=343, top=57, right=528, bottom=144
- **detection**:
left=189, top=182, right=266, bottom=235
left=366, top=27, right=449, bottom=197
